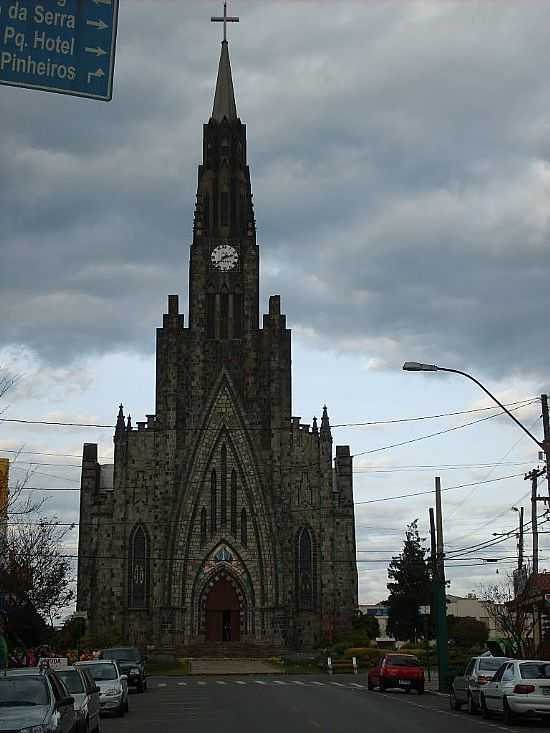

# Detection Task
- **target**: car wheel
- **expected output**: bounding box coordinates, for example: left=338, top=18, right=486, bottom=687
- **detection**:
left=503, top=698, right=516, bottom=726
left=467, top=692, right=477, bottom=714
left=417, top=683, right=424, bottom=695
left=116, top=702, right=125, bottom=718
left=480, top=695, right=491, bottom=719
left=367, top=679, right=374, bottom=691
left=379, top=680, right=387, bottom=692
left=449, top=688, right=462, bottom=711
left=124, top=697, right=129, bottom=714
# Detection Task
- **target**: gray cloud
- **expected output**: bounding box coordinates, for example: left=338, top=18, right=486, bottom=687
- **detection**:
left=1, top=1, right=549, bottom=379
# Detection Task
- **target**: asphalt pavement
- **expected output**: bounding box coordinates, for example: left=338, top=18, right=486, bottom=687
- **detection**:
left=101, top=676, right=550, bottom=733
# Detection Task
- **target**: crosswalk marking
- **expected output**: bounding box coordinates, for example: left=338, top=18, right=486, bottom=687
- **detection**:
left=151, top=678, right=367, bottom=690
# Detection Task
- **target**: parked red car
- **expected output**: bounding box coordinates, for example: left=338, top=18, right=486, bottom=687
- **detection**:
left=368, top=653, right=425, bottom=694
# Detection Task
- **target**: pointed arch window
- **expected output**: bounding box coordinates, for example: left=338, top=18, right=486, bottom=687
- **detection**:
left=232, top=293, right=242, bottom=339
left=241, top=507, right=248, bottom=547
left=297, top=527, right=314, bottom=610
left=220, top=293, right=229, bottom=339
left=129, top=525, right=149, bottom=609
left=210, top=469, right=217, bottom=535
left=221, top=445, right=227, bottom=526
left=203, top=192, right=210, bottom=233
left=230, top=469, right=237, bottom=537
left=207, top=293, right=216, bottom=339
left=200, top=507, right=207, bottom=547
left=221, top=191, right=229, bottom=227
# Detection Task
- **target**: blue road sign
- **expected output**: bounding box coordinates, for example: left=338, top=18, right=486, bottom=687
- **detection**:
left=0, top=0, right=119, bottom=100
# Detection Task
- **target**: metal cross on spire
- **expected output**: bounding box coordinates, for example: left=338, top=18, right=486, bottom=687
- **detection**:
left=211, top=1, right=239, bottom=43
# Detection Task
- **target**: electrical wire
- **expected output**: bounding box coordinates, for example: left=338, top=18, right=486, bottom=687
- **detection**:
left=354, top=401, right=538, bottom=457
left=0, top=397, right=537, bottom=431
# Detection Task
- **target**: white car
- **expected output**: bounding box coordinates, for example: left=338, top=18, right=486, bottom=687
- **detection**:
left=450, top=655, right=510, bottom=712
left=77, top=659, right=128, bottom=717
left=481, top=659, right=550, bottom=725
left=56, top=665, right=102, bottom=733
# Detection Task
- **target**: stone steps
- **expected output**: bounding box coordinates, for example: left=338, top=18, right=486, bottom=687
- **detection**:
left=178, top=642, right=287, bottom=659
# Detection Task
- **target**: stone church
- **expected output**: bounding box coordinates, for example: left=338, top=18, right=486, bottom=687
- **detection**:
left=77, top=29, right=358, bottom=652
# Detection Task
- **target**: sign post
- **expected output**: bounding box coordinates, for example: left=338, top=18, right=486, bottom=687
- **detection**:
left=0, top=0, right=119, bottom=100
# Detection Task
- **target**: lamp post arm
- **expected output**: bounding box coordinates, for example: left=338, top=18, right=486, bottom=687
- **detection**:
left=437, top=367, right=542, bottom=449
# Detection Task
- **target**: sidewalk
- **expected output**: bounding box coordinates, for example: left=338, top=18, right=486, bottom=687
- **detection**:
left=189, top=658, right=281, bottom=675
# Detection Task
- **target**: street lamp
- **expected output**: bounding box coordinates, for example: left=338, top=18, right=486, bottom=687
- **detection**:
left=402, top=363, right=549, bottom=493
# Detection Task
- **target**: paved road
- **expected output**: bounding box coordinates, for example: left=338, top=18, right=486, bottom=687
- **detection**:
left=102, top=676, right=550, bottom=733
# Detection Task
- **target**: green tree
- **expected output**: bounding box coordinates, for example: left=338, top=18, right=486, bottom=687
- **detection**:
left=352, top=610, right=380, bottom=640
left=386, top=520, right=431, bottom=642
left=447, top=615, right=488, bottom=648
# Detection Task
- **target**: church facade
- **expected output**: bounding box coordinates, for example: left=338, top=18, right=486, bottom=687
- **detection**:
left=77, top=36, right=358, bottom=652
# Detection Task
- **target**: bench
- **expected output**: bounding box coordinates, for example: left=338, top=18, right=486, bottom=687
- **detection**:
left=327, top=656, right=358, bottom=675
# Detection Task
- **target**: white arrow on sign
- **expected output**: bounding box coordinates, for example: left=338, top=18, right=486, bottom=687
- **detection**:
left=86, top=19, right=108, bottom=31
left=85, top=46, right=107, bottom=57
left=87, top=68, right=105, bottom=84
left=92, top=0, right=111, bottom=5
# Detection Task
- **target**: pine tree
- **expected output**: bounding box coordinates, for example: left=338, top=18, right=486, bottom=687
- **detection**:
left=386, top=520, right=431, bottom=642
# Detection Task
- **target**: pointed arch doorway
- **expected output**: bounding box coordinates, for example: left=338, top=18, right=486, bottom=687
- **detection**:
left=205, top=577, right=241, bottom=642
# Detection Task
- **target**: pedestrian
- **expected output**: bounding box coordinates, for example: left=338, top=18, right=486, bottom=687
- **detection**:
left=0, top=616, right=8, bottom=674
left=26, top=648, right=38, bottom=667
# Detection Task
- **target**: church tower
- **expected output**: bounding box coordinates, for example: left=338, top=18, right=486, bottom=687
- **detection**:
left=77, top=13, right=358, bottom=652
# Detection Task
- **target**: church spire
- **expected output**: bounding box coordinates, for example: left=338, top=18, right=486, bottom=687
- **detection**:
left=211, top=2, right=239, bottom=123
left=212, top=41, right=238, bottom=122
left=320, top=405, right=332, bottom=441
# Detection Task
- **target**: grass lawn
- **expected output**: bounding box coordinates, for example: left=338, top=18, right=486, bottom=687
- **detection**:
left=147, top=657, right=191, bottom=676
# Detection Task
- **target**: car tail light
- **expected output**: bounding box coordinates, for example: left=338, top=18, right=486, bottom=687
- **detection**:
left=477, top=675, right=490, bottom=685
left=513, top=684, right=536, bottom=694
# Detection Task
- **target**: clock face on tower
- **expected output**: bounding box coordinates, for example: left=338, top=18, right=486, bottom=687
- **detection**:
left=210, top=243, right=239, bottom=271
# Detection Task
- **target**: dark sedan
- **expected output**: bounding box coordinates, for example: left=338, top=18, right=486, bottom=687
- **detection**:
left=99, top=646, right=147, bottom=692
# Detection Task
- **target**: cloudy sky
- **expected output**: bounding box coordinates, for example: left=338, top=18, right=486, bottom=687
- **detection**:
left=1, top=0, right=550, bottom=614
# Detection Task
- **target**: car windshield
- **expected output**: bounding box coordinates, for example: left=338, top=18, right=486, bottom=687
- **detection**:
left=520, top=663, right=550, bottom=680
left=479, top=658, right=508, bottom=671
left=56, top=670, right=84, bottom=693
left=102, top=649, right=140, bottom=662
left=82, top=663, right=118, bottom=681
left=387, top=655, right=419, bottom=667
left=0, top=677, right=50, bottom=706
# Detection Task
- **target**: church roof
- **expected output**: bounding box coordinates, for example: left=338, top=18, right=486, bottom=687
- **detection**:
left=212, top=40, right=238, bottom=122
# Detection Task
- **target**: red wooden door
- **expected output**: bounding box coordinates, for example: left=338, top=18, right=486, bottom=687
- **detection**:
left=205, top=578, right=240, bottom=642
left=206, top=610, right=223, bottom=641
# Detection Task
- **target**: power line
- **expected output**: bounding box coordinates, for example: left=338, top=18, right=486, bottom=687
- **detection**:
left=0, top=397, right=537, bottom=431
left=0, top=447, right=530, bottom=472
left=8, top=474, right=525, bottom=528
left=354, top=401, right=539, bottom=457
left=445, top=414, right=542, bottom=524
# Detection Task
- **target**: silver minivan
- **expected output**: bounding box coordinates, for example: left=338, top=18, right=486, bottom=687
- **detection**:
left=77, top=659, right=128, bottom=717
left=450, top=655, right=510, bottom=713
left=56, top=665, right=101, bottom=733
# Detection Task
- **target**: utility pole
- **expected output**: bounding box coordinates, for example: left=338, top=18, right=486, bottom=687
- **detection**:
left=542, top=394, right=550, bottom=501
left=525, top=467, right=545, bottom=574
left=518, top=506, right=524, bottom=572
left=524, top=466, right=546, bottom=651
left=432, top=477, right=449, bottom=692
